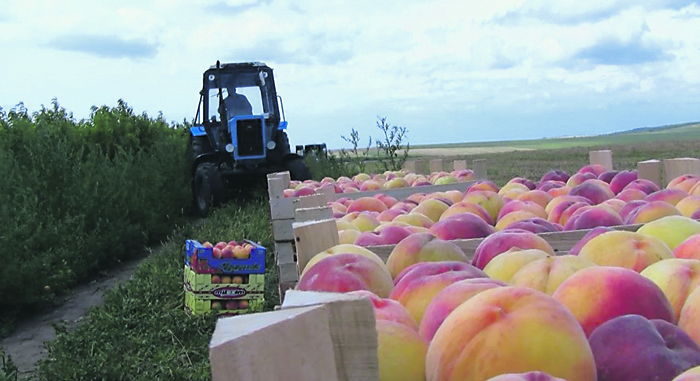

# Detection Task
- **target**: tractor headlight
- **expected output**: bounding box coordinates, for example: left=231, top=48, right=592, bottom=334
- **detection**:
left=225, top=144, right=234, bottom=153
left=267, top=141, right=276, bottom=150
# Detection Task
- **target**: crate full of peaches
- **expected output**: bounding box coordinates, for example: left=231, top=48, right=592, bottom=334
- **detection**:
left=184, top=239, right=266, bottom=316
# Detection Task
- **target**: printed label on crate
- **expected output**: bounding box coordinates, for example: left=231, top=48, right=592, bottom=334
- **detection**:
left=212, top=287, right=248, bottom=298
left=219, top=262, right=263, bottom=273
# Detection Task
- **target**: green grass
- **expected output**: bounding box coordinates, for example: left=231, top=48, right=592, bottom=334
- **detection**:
left=410, top=121, right=700, bottom=151
left=29, top=195, right=275, bottom=381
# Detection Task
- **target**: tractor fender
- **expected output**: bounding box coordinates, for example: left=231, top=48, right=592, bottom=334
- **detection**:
left=190, top=126, right=207, bottom=137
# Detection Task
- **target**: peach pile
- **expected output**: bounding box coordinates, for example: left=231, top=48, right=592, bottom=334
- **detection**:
left=288, top=169, right=700, bottom=380
left=323, top=167, right=700, bottom=250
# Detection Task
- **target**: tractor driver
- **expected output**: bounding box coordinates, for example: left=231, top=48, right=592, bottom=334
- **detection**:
left=221, top=86, right=253, bottom=119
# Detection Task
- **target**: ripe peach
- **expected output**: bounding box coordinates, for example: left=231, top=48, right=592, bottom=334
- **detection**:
left=545, top=195, right=591, bottom=215
left=568, top=226, right=612, bottom=256
left=566, top=172, right=597, bottom=188
left=579, top=163, right=608, bottom=177
left=624, top=200, right=682, bottom=224
left=393, top=212, right=434, bottom=228
left=540, top=169, right=570, bottom=184
left=419, top=278, right=506, bottom=342
left=623, top=178, right=661, bottom=195
left=462, top=190, right=505, bottom=222
left=428, top=212, right=496, bottom=240
left=563, top=205, right=623, bottom=230
left=509, top=255, right=597, bottom=295
left=354, top=225, right=412, bottom=247
left=588, top=315, right=700, bottom=381
left=374, top=193, right=399, bottom=209
left=499, top=182, right=530, bottom=196
left=439, top=201, right=493, bottom=225
left=347, top=196, right=388, bottom=213
left=674, top=365, right=700, bottom=381
left=547, top=199, right=590, bottom=225
left=390, top=201, right=417, bottom=213
left=615, top=187, right=648, bottom=202
left=637, top=215, right=700, bottom=251
left=503, top=217, right=563, bottom=233
left=345, top=290, right=418, bottom=330
left=386, top=233, right=469, bottom=279
left=390, top=261, right=486, bottom=324
left=556, top=201, right=592, bottom=227
left=668, top=174, right=700, bottom=193
left=547, top=185, right=571, bottom=198
left=677, top=196, right=700, bottom=217
left=600, top=198, right=626, bottom=214
left=411, top=198, right=450, bottom=223
left=508, top=177, right=536, bottom=190
left=377, top=209, right=405, bottom=222
left=292, top=186, right=316, bottom=197
left=598, top=170, right=619, bottom=183
left=569, top=181, right=611, bottom=205
left=675, top=234, right=700, bottom=260
left=341, top=212, right=382, bottom=232
left=610, top=170, right=640, bottom=194
left=483, top=248, right=551, bottom=282
left=497, top=200, right=547, bottom=221
left=303, top=244, right=389, bottom=276
left=646, top=188, right=690, bottom=206
left=495, top=211, right=540, bottom=231
left=536, top=180, right=567, bottom=193
left=467, top=180, right=500, bottom=193
left=384, top=177, right=410, bottom=189
left=472, top=229, right=555, bottom=270
left=297, top=253, right=394, bottom=297
left=552, top=266, right=675, bottom=336
left=578, top=230, right=673, bottom=272
left=641, top=258, right=700, bottom=320
left=486, top=372, right=567, bottom=381
left=376, top=319, right=428, bottom=381
left=426, top=286, right=596, bottom=381
left=680, top=287, right=700, bottom=348
left=618, top=199, right=648, bottom=221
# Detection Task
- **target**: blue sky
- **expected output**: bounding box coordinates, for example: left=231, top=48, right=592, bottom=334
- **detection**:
left=1, top=0, right=699, bottom=149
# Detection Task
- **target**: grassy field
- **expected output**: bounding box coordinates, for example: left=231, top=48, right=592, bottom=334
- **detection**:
left=409, top=121, right=700, bottom=153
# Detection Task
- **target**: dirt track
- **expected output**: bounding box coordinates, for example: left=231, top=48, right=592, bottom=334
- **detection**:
left=0, top=254, right=146, bottom=378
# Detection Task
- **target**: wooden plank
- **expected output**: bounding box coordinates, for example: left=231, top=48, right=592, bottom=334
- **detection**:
left=209, top=305, right=340, bottom=381
left=453, top=160, right=467, bottom=171
left=281, top=291, right=379, bottom=381
left=269, top=197, right=295, bottom=220
left=589, top=150, right=613, bottom=171
left=296, top=206, right=334, bottom=222
left=473, top=159, right=487, bottom=180
left=638, top=159, right=662, bottom=188
left=663, top=158, right=700, bottom=185
left=403, top=160, right=417, bottom=173
left=278, top=262, right=299, bottom=284
left=278, top=281, right=298, bottom=304
left=272, top=218, right=295, bottom=241
left=274, top=240, right=296, bottom=264
left=297, top=194, right=330, bottom=209
left=267, top=177, right=287, bottom=200
left=365, top=223, right=644, bottom=264
left=334, top=181, right=475, bottom=201
left=293, top=219, right=340, bottom=274
left=429, top=159, right=443, bottom=173
left=414, top=159, right=427, bottom=174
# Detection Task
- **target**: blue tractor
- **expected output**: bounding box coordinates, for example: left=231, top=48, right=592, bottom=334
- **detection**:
left=190, top=61, right=312, bottom=216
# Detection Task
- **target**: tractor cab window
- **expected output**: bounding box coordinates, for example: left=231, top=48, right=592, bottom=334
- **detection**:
left=207, top=86, right=263, bottom=122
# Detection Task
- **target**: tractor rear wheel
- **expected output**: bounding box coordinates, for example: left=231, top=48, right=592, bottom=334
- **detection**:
left=286, top=156, right=313, bottom=181
left=193, top=162, right=225, bottom=217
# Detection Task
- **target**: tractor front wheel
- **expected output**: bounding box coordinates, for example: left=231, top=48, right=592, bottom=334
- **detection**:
left=193, top=162, right=225, bottom=217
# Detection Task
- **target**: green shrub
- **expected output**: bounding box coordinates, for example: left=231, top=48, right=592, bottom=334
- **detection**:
left=0, top=100, right=191, bottom=335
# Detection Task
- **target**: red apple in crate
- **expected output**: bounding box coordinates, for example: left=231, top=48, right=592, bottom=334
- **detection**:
left=212, top=247, right=223, bottom=259
left=227, top=240, right=238, bottom=246
left=588, top=314, right=700, bottom=381
left=215, top=241, right=227, bottom=250
left=231, top=276, right=243, bottom=284
left=237, top=300, right=249, bottom=309
left=211, top=275, right=221, bottom=284
left=233, top=245, right=250, bottom=259
left=203, top=241, right=214, bottom=248
left=221, top=276, right=232, bottom=284
left=221, top=245, right=234, bottom=259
